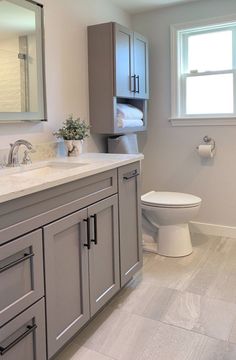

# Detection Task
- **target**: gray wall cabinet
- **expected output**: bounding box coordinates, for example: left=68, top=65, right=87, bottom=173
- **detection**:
left=88, top=22, right=149, bottom=134
left=118, top=162, right=142, bottom=286
left=115, top=24, right=149, bottom=100
left=0, top=163, right=142, bottom=360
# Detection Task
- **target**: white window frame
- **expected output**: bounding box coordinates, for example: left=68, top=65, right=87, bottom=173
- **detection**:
left=170, top=15, right=236, bottom=126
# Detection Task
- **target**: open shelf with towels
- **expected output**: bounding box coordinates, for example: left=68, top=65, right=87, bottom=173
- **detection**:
left=114, top=98, right=147, bottom=134
left=88, top=22, right=149, bottom=135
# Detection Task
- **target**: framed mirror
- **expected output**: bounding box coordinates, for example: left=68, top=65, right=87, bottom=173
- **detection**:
left=0, top=0, right=46, bottom=122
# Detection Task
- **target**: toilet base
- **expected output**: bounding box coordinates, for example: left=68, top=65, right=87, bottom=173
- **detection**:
left=158, top=223, right=192, bottom=257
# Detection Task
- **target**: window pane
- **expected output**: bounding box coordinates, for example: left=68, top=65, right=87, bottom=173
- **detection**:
left=187, top=31, right=232, bottom=72
left=186, top=74, right=234, bottom=114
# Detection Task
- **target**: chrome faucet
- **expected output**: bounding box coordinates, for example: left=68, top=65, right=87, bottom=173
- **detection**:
left=7, top=139, right=34, bottom=167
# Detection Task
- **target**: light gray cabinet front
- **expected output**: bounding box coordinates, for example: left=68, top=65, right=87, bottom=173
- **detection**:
left=134, top=32, right=149, bottom=99
left=0, top=229, right=44, bottom=326
left=43, top=209, right=90, bottom=359
left=115, top=24, right=134, bottom=98
left=88, top=195, right=120, bottom=316
left=118, top=162, right=142, bottom=286
left=115, top=23, right=149, bottom=100
left=0, top=299, right=46, bottom=360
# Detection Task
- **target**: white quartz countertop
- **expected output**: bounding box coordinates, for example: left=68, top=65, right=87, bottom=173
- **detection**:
left=0, top=153, right=143, bottom=204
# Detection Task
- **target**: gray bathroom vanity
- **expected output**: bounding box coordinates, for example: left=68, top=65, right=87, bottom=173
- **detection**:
left=0, top=153, right=143, bottom=359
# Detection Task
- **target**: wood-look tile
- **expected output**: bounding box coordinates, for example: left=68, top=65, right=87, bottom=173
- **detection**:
left=161, top=290, right=236, bottom=341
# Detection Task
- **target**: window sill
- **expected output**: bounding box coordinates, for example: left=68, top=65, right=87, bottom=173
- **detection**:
left=169, top=116, right=236, bottom=126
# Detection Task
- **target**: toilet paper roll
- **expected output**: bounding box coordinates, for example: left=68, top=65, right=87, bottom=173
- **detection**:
left=197, top=144, right=214, bottom=158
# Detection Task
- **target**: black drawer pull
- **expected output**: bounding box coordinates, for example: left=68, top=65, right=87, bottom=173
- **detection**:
left=123, top=170, right=139, bottom=181
left=0, top=324, right=37, bottom=355
left=136, top=75, right=140, bottom=93
left=131, top=75, right=136, bottom=93
left=83, top=219, right=91, bottom=250
left=0, top=252, right=34, bottom=274
left=91, top=214, right=97, bottom=245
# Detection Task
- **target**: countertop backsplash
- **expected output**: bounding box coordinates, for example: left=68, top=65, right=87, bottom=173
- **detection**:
left=0, top=141, right=60, bottom=165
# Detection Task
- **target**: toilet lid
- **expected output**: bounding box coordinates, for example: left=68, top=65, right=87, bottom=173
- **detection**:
left=141, top=191, right=202, bottom=208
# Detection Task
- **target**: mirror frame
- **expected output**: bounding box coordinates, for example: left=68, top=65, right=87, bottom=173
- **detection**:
left=0, top=0, right=47, bottom=122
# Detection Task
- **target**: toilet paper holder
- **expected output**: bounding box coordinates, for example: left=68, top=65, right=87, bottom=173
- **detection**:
left=196, top=135, right=215, bottom=150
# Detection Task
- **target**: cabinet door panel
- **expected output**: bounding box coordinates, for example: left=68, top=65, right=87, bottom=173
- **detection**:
left=0, top=229, right=44, bottom=326
left=88, top=195, right=120, bottom=316
left=0, top=299, right=46, bottom=360
left=114, top=24, right=134, bottom=98
left=118, top=163, right=142, bottom=286
left=134, top=33, right=149, bottom=99
left=44, top=209, right=89, bottom=359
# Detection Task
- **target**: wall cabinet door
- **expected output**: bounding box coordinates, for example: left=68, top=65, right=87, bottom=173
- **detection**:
left=115, top=24, right=134, bottom=98
left=118, top=162, right=142, bottom=287
left=0, top=299, right=46, bottom=360
left=115, top=24, right=149, bottom=100
left=88, top=195, right=120, bottom=316
left=43, top=209, right=90, bottom=359
left=133, top=32, right=149, bottom=99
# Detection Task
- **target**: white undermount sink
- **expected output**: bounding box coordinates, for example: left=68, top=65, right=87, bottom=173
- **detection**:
left=2, top=161, right=88, bottom=178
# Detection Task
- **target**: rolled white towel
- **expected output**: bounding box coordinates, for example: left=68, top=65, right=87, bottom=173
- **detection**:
left=117, top=103, right=143, bottom=120
left=117, top=118, right=143, bottom=128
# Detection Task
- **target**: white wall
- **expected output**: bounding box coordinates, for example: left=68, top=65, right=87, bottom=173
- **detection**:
left=0, top=0, right=130, bottom=152
left=132, top=0, right=236, bottom=227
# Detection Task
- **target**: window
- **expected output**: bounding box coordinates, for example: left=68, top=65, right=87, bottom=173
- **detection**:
left=170, top=16, right=236, bottom=125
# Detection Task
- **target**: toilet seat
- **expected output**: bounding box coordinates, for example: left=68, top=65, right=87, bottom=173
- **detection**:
left=141, top=191, right=202, bottom=209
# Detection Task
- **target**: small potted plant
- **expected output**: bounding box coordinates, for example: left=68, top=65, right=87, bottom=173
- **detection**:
left=53, top=114, right=90, bottom=156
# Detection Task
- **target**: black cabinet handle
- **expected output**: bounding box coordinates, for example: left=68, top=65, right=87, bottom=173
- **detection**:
left=136, top=75, right=140, bottom=93
left=0, top=252, right=34, bottom=274
left=123, top=169, right=139, bottom=181
left=91, top=214, right=97, bottom=245
left=0, top=324, right=37, bottom=355
left=131, top=75, right=136, bottom=93
left=83, top=219, right=91, bottom=250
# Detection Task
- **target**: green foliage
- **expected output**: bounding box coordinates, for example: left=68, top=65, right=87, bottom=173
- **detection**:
left=53, top=114, right=90, bottom=140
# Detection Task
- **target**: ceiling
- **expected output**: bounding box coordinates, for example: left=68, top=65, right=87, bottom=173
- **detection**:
left=111, top=0, right=200, bottom=14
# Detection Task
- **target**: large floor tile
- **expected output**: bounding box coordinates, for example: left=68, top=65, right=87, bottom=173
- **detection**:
left=74, top=306, right=236, bottom=360
left=161, top=290, right=236, bottom=341
left=139, top=233, right=219, bottom=291
left=185, top=236, right=235, bottom=297
left=54, top=234, right=236, bottom=360
left=109, top=279, right=177, bottom=321
left=55, top=343, right=114, bottom=360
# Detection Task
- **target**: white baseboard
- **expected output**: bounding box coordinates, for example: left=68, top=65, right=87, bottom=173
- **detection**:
left=190, top=221, right=236, bottom=239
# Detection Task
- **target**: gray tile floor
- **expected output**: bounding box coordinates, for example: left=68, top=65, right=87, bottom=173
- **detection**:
left=55, top=233, right=236, bottom=359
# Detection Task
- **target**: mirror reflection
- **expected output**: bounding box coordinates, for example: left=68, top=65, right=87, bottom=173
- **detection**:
left=0, top=0, right=46, bottom=121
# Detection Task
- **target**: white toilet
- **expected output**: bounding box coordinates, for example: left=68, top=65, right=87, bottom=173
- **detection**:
left=141, top=191, right=202, bottom=257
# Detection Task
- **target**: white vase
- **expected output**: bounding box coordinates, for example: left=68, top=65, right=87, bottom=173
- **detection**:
left=64, top=140, right=83, bottom=157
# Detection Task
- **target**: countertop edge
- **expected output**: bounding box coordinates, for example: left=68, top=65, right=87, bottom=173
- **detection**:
left=0, top=154, right=144, bottom=204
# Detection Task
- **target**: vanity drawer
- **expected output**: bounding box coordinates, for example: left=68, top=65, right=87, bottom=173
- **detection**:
left=0, top=298, right=46, bottom=360
left=0, top=169, right=118, bottom=243
left=0, top=230, right=44, bottom=326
